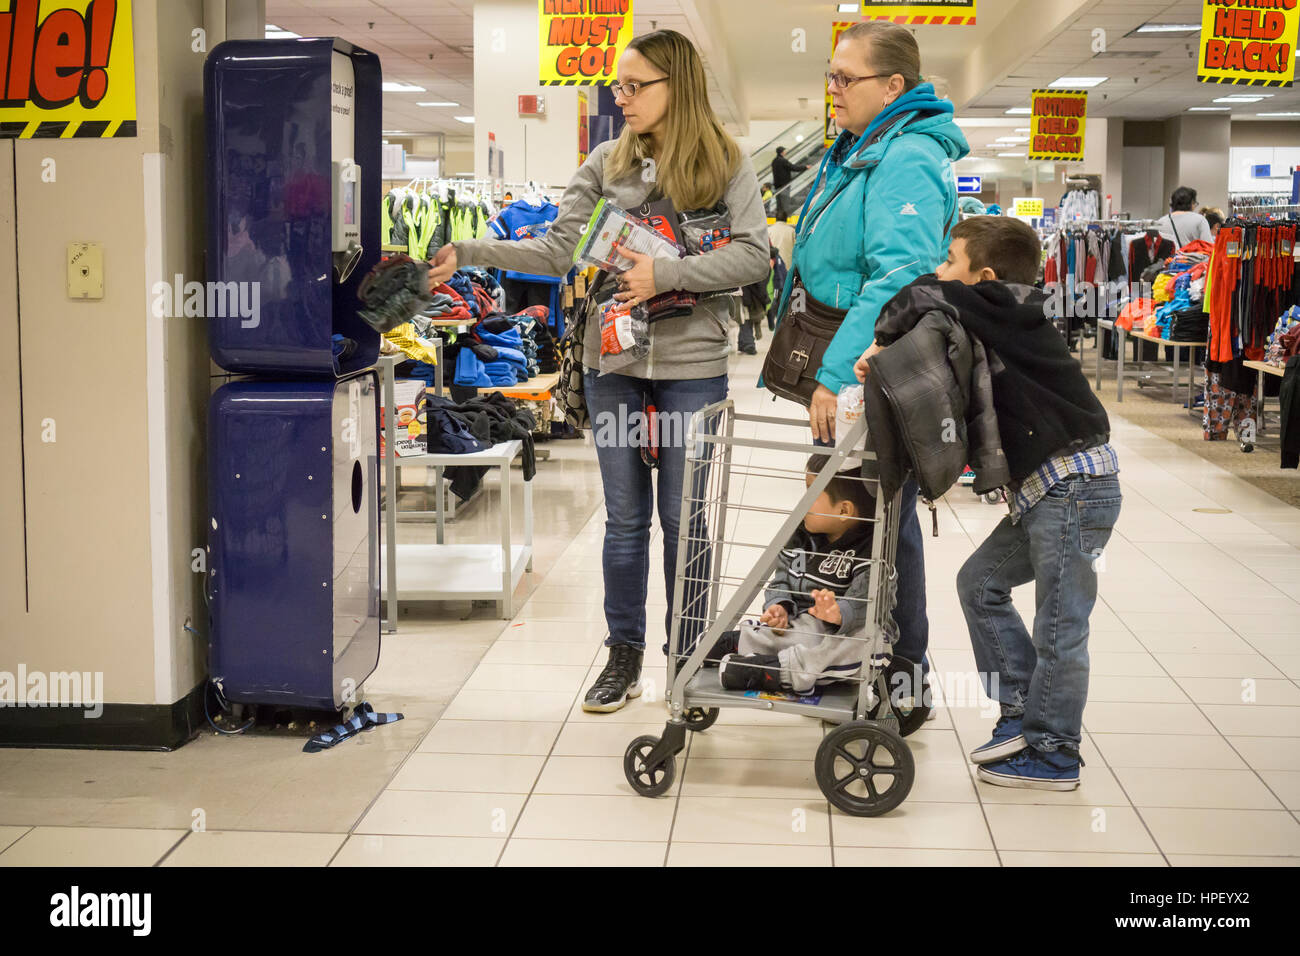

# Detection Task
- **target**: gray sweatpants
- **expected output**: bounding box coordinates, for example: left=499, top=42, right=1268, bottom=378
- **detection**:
left=739, top=613, right=867, bottom=695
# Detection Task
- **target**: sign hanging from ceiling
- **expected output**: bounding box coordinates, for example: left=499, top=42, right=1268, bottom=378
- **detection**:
left=825, top=21, right=854, bottom=147
left=1197, top=0, right=1298, bottom=87
left=859, top=1, right=977, bottom=26
left=0, top=0, right=137, bottom=138
left=538, top=0, right=633, bottom=87
left=1028, top=89, right=1088, bottom=162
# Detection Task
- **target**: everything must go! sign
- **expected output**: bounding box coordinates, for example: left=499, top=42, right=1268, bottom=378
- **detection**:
left=0, top=0, right=137, bottom=138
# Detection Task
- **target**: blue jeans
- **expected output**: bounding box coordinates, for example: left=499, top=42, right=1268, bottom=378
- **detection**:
left=813, top=437, right=930, bottom=671
left=891, top=478, right=930, bottom=672
left=583, top=370, right=729, bottom=650
left=957, top=475, right=1122, bottom=755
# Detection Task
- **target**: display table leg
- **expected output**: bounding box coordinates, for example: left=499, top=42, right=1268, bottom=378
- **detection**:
left=499, top=459, right=513, bottom=620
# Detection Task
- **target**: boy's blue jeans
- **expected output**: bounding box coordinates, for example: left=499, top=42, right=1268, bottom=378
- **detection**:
left=957, top=475, right=1122, bottom=755
left=583, top=370, right=729, bottom=650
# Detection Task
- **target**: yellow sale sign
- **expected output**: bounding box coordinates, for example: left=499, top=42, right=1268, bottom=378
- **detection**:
left=538, top=0, right=633, bottom=87
left=1013, top=197, right=1044, bottom=218
left=1028, top=89, right=1087, bottom=162
left=1198, top=0, right=1298, bottom=87
left=825, top=21, right=854, bottom=147
left=0, top=0, right=137, bottom=138
left=860, top=1, right=976, bottom=25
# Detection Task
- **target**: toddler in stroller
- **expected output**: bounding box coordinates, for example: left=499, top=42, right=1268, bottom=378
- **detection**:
left=712, top=454, right=898, bottom=695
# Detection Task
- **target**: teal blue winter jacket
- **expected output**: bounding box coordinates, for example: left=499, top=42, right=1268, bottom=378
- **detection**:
left=774, top=85, right=969, bottom=395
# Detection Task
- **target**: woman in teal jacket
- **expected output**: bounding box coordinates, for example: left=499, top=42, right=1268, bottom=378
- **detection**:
left=776, top=19, right=969, bottom=677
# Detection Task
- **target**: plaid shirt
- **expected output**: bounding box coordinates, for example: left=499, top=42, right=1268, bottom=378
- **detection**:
left=1008, top=444, right=1120, bottom=521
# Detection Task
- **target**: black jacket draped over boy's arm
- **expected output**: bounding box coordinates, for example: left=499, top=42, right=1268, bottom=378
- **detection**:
left=871, top=276, right=1110, bottom=486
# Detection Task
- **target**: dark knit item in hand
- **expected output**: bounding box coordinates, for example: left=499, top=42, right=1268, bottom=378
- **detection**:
left=356, top=255, right=434, bottom=333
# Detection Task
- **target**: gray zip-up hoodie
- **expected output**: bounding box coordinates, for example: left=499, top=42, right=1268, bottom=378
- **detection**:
left=450, top=139, right=771, bottom=380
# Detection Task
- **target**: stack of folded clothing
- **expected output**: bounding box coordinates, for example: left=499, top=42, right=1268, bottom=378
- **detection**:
left=453, top=323, right=530, bottom=387
left=479, top=325, right=530, bottom=384
left=1168, top=309, right=1210, bottom=342
left=445, top=272, right=500, bottom=320
left=510, top=306, right=557, bottom=374
left=420, top=282, right=474, bottom=323
left=463, top=267, right=507, bottom=313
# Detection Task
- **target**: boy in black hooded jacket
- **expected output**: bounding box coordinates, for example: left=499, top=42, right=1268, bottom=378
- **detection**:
left=857, top=217, right=1122, bottom=791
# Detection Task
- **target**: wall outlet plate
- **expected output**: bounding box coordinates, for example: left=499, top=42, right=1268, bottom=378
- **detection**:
left=67, top=242, right=104, bottom=299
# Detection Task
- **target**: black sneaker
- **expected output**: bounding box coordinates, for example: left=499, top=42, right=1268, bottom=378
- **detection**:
left=718, top=653, right=783, bottom=692
left=583, top=645, right=644, bottom=713
left=703, top=630, right=740, bottom=668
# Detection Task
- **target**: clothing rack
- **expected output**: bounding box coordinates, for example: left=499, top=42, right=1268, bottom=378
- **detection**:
left=1230, top=191, right=1293, bottom=211
left=1057, top=218, right=1159, bottom=229
left=1230, top=203, right=1300, bottom=216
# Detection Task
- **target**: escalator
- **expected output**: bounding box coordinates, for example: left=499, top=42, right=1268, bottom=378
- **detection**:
left=750, top=120, right=827, bottom=220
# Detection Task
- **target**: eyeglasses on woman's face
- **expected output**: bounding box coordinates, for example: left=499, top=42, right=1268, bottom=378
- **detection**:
left=825, top=71, right=889, bottom=91
left=610, top=77, right=667, bottom=98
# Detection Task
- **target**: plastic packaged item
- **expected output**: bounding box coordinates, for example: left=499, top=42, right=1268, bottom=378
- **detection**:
left=836, top=384, right=866, bottom=471
left=598, top=298, right=650, bottom=375
left=677, top=202, right=733, bottom=255
left=574, top=199, right=685, bottom=273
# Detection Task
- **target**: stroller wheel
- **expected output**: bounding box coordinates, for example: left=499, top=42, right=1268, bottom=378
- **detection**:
left=624, top=735, right=677, bottom=797
left=982, top=491, right=1003, bottom=505
left=684, top=707, right=720, bottom=732
left=815, top=721, right=914, bottom=817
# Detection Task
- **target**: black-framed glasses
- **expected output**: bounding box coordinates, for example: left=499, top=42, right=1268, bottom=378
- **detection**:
left=825, top=71, right=889, bottom=90
left=611, top=77, right=667, bottom=98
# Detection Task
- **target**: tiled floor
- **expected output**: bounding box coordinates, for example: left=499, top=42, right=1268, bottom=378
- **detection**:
left=1, top=348, right=1297, bottom=866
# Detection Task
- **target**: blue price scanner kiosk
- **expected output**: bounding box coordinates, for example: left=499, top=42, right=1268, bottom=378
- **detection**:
left=205, top=38, right=386, bottom=709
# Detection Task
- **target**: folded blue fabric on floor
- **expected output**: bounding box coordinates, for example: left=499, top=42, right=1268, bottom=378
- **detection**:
left=455, top=348, right=493, bottom=387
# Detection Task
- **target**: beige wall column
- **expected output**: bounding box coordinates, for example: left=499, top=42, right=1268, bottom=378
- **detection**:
left=1, top=0, right=213, bottom=745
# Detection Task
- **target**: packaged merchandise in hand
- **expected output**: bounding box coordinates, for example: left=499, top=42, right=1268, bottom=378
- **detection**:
left=677, top=202, right=733, bottom=255
left=574, top=198, right=685, bottom=273
left=836, top=384, right=866, bottom=472
left=598, top=297, right=650, bottom=375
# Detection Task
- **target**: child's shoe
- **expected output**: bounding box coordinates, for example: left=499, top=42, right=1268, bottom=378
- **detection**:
left=703, top=630, right=741, bottom=668
left=969, top=715, right=1027, bottom=764
left=976, top=747, right=1082, bottom=791
left=718, top=653, right=783, bottom=693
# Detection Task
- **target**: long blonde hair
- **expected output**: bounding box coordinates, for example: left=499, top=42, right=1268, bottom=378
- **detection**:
left=604, top=30, right=741, bottom=210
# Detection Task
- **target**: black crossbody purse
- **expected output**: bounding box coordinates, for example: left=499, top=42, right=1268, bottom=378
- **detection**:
left=762, top=270, right=849, bottom=407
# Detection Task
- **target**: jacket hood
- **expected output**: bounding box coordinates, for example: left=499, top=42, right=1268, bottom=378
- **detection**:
left=877, top=276, right=1048, bottom=341
left=839, top=84, right=969, bottom=170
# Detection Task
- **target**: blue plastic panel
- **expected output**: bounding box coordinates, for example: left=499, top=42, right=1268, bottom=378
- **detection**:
left=207, top=373, right=380, bottom=709
left=205, top=37, right=383, bottom=377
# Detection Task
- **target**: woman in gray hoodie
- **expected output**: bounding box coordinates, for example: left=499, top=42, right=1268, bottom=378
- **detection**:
left=427, top=30, right=770, bottom=712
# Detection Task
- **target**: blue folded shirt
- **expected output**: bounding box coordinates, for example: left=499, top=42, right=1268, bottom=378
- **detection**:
left=454, top=348, right=492, bottom=387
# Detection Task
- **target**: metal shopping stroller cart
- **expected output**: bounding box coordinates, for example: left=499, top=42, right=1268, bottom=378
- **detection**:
left=622, top=400, right=922, bottom=817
